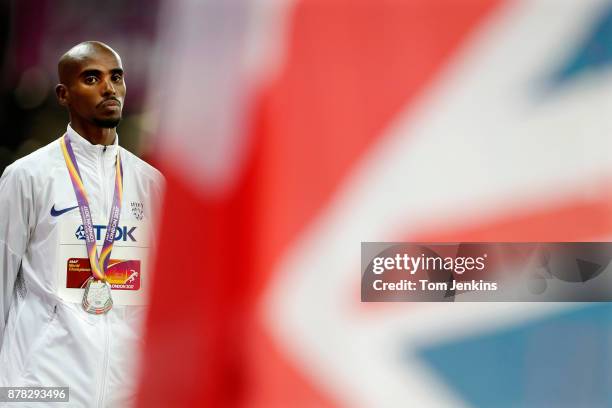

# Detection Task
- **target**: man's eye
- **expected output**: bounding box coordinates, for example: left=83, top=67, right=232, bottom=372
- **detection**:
left=84, top=76, right=98, bottom=84
left=112, top=74, right=123, bottom=82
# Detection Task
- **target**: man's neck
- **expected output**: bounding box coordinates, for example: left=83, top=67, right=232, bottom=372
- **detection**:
left=70, top=121, right=116, bottom=146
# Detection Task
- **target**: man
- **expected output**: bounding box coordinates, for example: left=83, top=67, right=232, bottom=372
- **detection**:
left=0, top=41, right=164, bottom=407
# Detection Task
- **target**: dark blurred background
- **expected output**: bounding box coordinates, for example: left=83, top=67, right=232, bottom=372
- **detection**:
left=0, top=0, right=160, bottom=173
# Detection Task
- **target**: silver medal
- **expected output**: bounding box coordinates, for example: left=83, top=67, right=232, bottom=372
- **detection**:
left=82, top=277, right=113, bottom=314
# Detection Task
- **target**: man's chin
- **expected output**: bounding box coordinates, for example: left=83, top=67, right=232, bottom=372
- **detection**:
left=93, top=117, right=121, bottom=129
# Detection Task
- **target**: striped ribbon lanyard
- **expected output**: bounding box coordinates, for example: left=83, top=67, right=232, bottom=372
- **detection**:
left=59, top=133, right=123, bottom=281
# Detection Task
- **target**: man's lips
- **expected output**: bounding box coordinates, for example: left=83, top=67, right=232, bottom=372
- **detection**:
left=98, top=99, right=121, bottom=108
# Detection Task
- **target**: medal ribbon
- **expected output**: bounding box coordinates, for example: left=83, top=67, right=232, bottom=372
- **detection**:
left=60, top=133, right=123, bottom=281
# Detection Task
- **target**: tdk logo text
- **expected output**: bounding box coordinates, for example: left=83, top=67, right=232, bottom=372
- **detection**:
left=75, top=225, right=137, bottom=242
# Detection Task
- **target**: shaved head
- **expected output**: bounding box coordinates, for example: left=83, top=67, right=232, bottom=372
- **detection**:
left=55, top=41, right=126, bottom=142
left=58, top=41, right=122, bottom=85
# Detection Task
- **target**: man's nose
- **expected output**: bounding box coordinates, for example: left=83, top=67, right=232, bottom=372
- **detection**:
left=101, top=78, right=116, bottom=96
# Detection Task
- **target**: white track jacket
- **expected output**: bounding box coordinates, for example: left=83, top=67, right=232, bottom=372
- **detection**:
left=0, top=125, right=164, bottom=407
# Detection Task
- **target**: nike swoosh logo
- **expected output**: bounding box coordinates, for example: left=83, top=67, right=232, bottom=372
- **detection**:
left=50, top=204, right=79, bottom=217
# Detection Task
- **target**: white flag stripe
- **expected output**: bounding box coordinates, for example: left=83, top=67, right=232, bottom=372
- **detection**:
left=148, top=0, right=294, bottom=194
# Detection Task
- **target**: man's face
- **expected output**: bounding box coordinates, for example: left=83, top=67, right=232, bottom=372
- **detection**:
left=64, top=50, right=126, bottom=128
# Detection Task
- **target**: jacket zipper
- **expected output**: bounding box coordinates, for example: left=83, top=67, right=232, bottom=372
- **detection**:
left=97, top=314, right=111, bottom=408
left=100, top=147, right=109, bottom=215
left=97, top=146, right=111, bottom=408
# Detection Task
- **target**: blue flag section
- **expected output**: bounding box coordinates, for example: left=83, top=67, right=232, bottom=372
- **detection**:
left=551, top=4, right=612, bottom=85
left=417, top=304, right=612, bottom=407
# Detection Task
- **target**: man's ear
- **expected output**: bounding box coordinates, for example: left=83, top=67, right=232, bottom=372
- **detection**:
left=55, top=84, right=69, bottom=107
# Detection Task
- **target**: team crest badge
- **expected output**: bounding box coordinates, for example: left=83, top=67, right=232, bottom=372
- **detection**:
left=131, top=201, right=144, bottom=220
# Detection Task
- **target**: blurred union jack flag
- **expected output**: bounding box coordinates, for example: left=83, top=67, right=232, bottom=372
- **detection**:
left=139, top=0, right=612, bottom=406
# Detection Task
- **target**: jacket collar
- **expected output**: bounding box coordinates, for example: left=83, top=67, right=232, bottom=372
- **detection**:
left=65, top=124, right=120, bottom=164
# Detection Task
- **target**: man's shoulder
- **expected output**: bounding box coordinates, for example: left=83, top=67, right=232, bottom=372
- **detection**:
left=119, top=147, right=164, bottom=185
left=3, top=139, right=62, bottom=178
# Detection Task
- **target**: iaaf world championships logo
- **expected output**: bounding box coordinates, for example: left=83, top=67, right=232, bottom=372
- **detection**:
left=75, top=225, right=137, bottom=242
